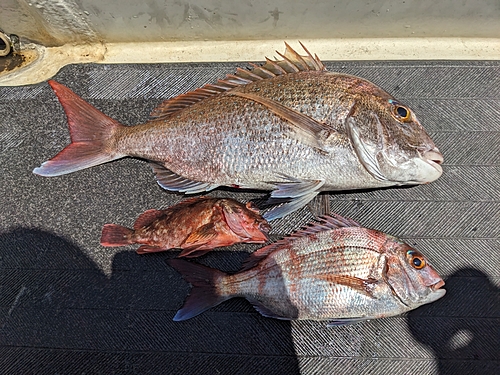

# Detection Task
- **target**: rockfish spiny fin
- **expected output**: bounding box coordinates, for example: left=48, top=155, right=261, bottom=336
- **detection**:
left=149, top=42, right=326, bottom=120
left=33, top=80, right=125, bottom=177
left=167, top=259, right=230, bottom=321
left=240, top=213, right=360, bottom=271
left=150, top=163, right=220, bottom=194
left=133, top=209, right=166, bottom=229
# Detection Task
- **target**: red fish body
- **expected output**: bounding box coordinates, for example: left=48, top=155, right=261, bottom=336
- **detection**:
left=100, top=197, right=270, bottom=258
left=34, top=43, right=443, bottom=220
left=168, top=214, right=445, bottom=324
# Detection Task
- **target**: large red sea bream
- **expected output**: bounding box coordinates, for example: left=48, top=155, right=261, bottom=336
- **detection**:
left=34, top=43, right=443, bottom=220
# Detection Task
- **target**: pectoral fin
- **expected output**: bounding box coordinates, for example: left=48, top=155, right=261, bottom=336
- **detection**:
left=230, top=91, right=338, bottom=151
left=263, top=176, right=325, bottom=221
left=179, top=223, right=219, bottom=256
left=316, top=274, right=378, bottom=298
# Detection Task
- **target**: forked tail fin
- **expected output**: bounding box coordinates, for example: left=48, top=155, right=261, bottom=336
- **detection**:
left=33, top=80, right=126, bottom=176
left=167, top=259, right=231, bottom=321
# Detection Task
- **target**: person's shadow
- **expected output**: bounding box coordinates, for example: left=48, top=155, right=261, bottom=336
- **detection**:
left=408, top=268, right=500, bottom=375
left=0, top=228, right=300, bottom=374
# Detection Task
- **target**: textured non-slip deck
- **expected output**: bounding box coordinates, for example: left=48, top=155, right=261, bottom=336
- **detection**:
left=0, top=60, right=498, bottom=374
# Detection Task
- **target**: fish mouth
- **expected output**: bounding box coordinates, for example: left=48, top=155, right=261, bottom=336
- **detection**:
left=425, top=279, right=446, bottom=303
left=259, top=222, right=271, bottom=234
left=422, top=149, right=444, bottom=175
left=431, top=279, right=445, bottom=291
left=409, top=148, right=443, bottom=184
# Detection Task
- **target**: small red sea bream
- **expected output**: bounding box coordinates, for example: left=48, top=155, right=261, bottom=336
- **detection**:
left=168, top=214, right=445, bottom=325
left=33, top=43, right=443, bottom=220
left=100, top=197, right=270, bottom=258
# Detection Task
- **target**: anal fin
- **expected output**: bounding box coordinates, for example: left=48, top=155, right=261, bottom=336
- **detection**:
left=136, top=245, right=166, bottom=254
left=327, top=317, right=372, bottom=327
left=247, top=298, right=292, bottom=321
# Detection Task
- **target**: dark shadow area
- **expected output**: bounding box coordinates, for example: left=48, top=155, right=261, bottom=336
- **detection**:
left=0, top=228, right=300, bottom=375
left=408, top=268, right=500, bottom=375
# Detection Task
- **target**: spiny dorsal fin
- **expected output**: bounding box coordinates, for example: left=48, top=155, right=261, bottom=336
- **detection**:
left=134, top=209, right=165, bottom=229
left=150, top=42, right=326, bottom=120
left=240, top=213, right=360, bottom=271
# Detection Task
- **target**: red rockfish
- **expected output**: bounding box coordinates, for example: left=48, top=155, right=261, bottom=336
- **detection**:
left=101, top=197, right=270, bottom=258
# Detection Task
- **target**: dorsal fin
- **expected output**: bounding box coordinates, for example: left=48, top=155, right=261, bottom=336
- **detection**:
left=134, top=209, right=165, bottom=229
left=134, top=197, right=214, bottom=229
left=150, top=42, right=326, bottom=120
left=240, top=213, right=360, bottom=271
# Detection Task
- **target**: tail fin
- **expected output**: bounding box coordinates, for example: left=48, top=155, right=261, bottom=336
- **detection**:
left=100, top=224, right=134, bottom=247
left=33, top=80, right=125, bottom=177
left=167, top=259, right=230, bottom=321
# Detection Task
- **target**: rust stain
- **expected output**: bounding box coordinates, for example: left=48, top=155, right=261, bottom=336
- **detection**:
left=0, top=50, right=38, bottom=75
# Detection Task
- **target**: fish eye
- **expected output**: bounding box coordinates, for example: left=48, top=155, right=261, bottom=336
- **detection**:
left=389, top=100, right=412, bottom=122
left=396, top=106, right=408, bottom=118
left=407, top=250, right=426, bottom=270
left=246, top=201, right=260, bottom=213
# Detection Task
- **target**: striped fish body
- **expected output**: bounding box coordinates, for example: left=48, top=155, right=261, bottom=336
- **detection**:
left=169, top=214, right=446, bottom=325
left=219, top=227, right=403, bottom=320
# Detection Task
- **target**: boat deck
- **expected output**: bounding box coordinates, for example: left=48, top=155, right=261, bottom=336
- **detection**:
left=1, top=60, right=498, bottom=374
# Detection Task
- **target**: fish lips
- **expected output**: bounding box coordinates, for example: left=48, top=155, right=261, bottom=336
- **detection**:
left=424, top=279, right=446, bottom=304
left=419, top=149, right=444, bottom=182
left=402, top=149, right=443, bottom=184
left=423, top=150, right=444, bottom=173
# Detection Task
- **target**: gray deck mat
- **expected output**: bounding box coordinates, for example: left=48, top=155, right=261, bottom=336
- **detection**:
left=1, top=60, right=498, bottom=374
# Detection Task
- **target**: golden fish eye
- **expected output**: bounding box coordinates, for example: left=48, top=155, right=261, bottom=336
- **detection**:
left=389, top=99, right=412, bottom=122
left=396, top=106, right=408, bottom=118
left=407, top=250, right=426, bottom=270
